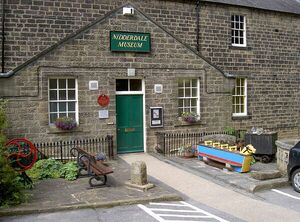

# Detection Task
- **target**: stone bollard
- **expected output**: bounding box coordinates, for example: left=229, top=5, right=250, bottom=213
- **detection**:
left=131, top=161, right=147, bottom=185
left=125, top=161, right=154, bottom=191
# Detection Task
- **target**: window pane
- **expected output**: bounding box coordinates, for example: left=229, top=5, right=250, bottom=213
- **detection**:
left=49, top=102, right=57, bottom=112
left=178, top=79, right=184, bottom=87
left=240, top=23, right=244, bottom=29
left=59, top=79, right=66, bottom=89
left=235, top=15, right=239, bottom=21
left=59, top=113, right=67, bottom=118
left=68, top=113, right=76, bottom=120
left=59, top=90, right=66, bottom=100
left=240, top=38, right=244, bottom=44
left=49, top=90, right=57, bottom=100
left=236, top=23, right=239, bottom=29
left=192, top=79, right=197, bottom=87
left=50, top=113, right=58, bottom=123
left=185, top=80, right=191, bottom=87
left=68, top=90, right=76, bottom=100
left=68, top=102, right=76, bottom=111
left=191, top=107, right=197, bottom=113
left=240, top=16, right=244, bottom=22
left=130, top=79, right=142, bottom=91
left=191, top=99, right=197, bottom=106
left=192, top=88, right=197, bottom=97
left=49, top=79, right=57, bottom=89
left=68, top=79, right=75, bottom=89
left=178, top=108, right=183, bottom=116
left=59, top=102, right=66, bottom=112
left=185, top=88, right=191, bottom=97
left=116, top=79, right=128, bottom=91
left=178, top=88, right=184, bottom=97
left=178, top=99, right=184, bottom=107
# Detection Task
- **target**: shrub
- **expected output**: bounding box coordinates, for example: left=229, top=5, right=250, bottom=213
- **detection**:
left=27, top=159, right=78, bottom=181
left=0, top=99, right=27, bottom=207
left=59, top=162, right=78, bottom=181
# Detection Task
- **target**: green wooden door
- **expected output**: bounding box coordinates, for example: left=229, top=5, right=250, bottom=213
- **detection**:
left=116, top=95, right=144, bottom=153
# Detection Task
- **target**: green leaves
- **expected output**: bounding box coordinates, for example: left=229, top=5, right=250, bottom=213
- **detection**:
left=27, top=159, right=78, bottom=181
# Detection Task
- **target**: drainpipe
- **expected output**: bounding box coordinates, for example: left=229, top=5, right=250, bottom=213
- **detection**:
left=196, top=0, right=201, bottom=52
left=1, top=0, right=5, bottom=73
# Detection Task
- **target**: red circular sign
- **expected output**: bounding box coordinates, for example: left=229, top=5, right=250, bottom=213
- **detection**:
left=98, top=94, right=110, bottom=107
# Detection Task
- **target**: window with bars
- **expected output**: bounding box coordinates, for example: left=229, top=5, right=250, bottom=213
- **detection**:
left=231, top=15, right=246, bottom=47
left=232, top=78, right=247, bottom=116
left=177, top=79, right=200, bottom=116
left=48, top=78, right=78, bottom=124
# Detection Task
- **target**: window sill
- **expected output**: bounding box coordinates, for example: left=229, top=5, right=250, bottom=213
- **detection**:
left=175, top=121, right=206, bottom=127
left=47, top=127, right=84, bottom=134
left=232, top=115, right=251, bottom=120
left=229, top=45, right=251, bottom=50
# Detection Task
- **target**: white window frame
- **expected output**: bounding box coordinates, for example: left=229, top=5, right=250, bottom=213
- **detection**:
left=231, top=15, right=246, bottom=47
left=115, top=78, right=143, bottom=95
left=48, top=78, right=79, bottom=124
left=232, top=78, right=247, bottom=117
left=177, top=78, right=200, bottom=117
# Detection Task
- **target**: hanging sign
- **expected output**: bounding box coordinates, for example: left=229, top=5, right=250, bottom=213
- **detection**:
left=98, top=94, right=110, bottom=107
left=150, top=107, right=163, bottom=128
left=110, top=31, right=151, bottom=52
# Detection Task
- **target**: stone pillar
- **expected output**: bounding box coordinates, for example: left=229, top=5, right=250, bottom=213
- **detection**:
left=276, top=139, right=299, bottom=175
left=130, top=161, right=147, bottom=185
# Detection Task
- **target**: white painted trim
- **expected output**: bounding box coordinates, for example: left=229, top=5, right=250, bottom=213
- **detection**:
left=115, top=91, right=143, bottom=95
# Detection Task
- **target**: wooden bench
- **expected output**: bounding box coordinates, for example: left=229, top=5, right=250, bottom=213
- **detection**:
left=70, top=147, right=113, bottom=187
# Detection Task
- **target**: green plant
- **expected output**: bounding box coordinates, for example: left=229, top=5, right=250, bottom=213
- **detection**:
left=0, top=99, right=28, bottom=207
left=27, top=159, right=78, bottom=181
left=27, top=159, right=63, bottom=180
left=224, top=127, right=237, bottom=136
left=178, top=144, right=193, bottom=155
left=59, top=161, right=78, bottom=181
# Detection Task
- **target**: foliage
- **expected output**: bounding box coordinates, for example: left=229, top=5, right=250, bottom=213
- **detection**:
left=59, top=161, right=78, bottom=181
left=27, top=159, right=78, bottom=181
left=180, top=112, right=199, bottom=123
left=178, top=144, right=193, bottom=154
left=224, top=127, right=237, bottom=136
left=27, top=159, right=62, bottom=180
left=55, top=116, right=77, bottom=130
left=0, top=99, right=27, bottom=207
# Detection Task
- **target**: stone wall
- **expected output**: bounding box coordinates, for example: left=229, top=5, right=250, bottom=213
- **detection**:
left=0, top=0, right=299, bottom=146
left=0, top=5, right=233, bottom=153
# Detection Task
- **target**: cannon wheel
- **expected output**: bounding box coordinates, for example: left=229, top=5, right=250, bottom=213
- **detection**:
left=89, top=175, right=107, bottom=187
left=261, top=155, right=272, bottom=163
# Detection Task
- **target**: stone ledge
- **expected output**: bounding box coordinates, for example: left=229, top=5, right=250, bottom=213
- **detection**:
left=251, top=170, right=282, bottom=180
left=125, top=181, right=155, bottom=191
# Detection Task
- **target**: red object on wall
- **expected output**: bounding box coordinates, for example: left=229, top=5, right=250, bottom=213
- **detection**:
left=5, top=138, right=38, bottom=172
left=98, top=94, right=110, bottom=107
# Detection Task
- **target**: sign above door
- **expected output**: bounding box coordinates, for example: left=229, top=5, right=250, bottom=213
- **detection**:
left=110, top=31, right=151, bottom=52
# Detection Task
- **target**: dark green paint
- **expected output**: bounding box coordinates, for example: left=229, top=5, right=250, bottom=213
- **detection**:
left=110, top=31, right=151, bottom=52
left=116, top=95, right=144, bottom=153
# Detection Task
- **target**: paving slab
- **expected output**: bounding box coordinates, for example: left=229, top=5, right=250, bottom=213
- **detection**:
left=150, top=153, right=289, bottom=193
left=0, top=157, right=182, bottom=217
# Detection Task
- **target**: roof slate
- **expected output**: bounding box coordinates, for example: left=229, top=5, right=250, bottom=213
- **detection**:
left=202, top=0, right=300, bottom=15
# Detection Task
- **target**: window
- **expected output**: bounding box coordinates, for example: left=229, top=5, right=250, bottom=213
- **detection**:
left=116, top=79, right=142, bottom=92
left=48, top=78, right=78, bottom=124
left=232, top=78, right=247, bottom=116
left=231, top=15, right=246, bottom=47
left=178, top=79, right=200, bottom=116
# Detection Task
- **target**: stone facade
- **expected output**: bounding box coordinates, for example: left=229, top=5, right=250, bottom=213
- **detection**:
left=0, top=0, right=299, bottom=153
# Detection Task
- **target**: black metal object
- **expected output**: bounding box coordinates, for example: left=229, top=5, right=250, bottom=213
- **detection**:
left=34, top=135, right=114, bottom=162
left=245, top=132, right=278, bottom=163
left=195, top=0, right=201, bottom=52
left=1, top=0, right=5, bottom=73
left=156, top=131, right=233, bottom=156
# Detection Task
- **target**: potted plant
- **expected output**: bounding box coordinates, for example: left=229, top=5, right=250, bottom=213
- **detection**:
left=54, top=117, right=77, bottom=130
left=178, top=144, right=194, bottom=158
left=180, top=112, right=199, bottom=123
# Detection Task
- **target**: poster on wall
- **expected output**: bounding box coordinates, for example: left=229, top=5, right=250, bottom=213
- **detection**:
left=150, top=107, right=163, bottom=128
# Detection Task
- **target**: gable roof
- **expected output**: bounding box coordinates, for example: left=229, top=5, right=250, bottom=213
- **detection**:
left=203, top=0, right=300, bottom=15
left=0, top=3, right=232, bottom=79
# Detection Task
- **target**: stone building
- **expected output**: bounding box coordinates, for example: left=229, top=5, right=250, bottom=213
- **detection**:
left=0, top=0, right=299, bottom=154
